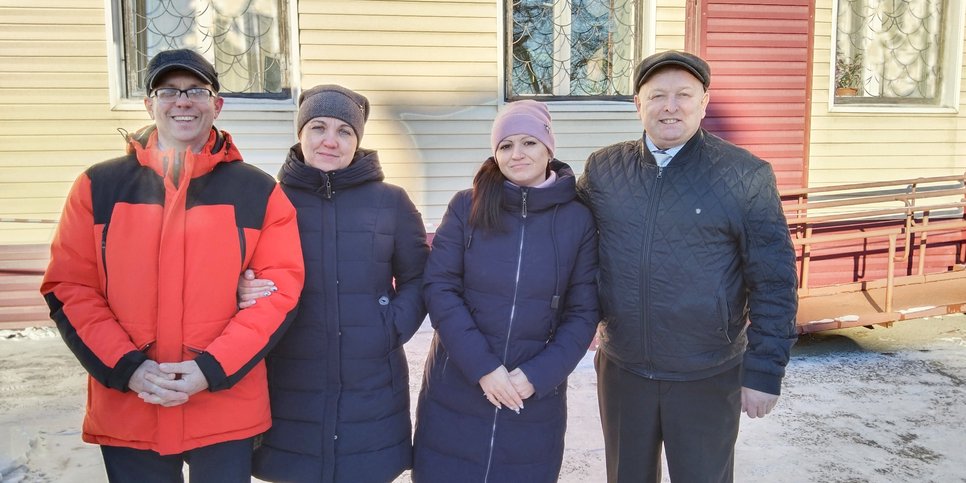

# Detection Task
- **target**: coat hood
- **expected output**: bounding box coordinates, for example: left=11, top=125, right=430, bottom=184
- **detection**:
left=124, top=124, right=242, bottom=180
left=501, top=159, right=578, bottom=214
left=279, top=144, right=385, bottom=197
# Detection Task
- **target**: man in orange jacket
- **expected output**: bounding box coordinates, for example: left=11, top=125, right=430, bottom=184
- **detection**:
left=41, top=48, right=305, bottom=482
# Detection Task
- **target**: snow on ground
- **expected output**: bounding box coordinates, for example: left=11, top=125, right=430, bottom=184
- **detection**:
left=2, top=315, right=965, bottom=482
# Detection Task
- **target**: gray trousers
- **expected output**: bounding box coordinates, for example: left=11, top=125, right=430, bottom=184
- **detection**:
left=596, top=351, right=741, bottom=483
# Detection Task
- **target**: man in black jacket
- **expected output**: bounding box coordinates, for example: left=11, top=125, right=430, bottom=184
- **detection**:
left=576, top=50, right=798, bottom=483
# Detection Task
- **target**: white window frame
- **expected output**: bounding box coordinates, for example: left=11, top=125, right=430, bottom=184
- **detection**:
left=828, top=0, right=965, bottom=114
left=498, top=0, right=655, bottom=112
left=104, top=0, right=300, bottom=112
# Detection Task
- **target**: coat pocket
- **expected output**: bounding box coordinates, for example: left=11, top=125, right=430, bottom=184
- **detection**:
left=378, top=293, right=398, bottom=352
left=183, top=319, right=229, bottom=354
left=387, top=346, right=409, bottom=394
left=716, top=291, right=733, bottom=343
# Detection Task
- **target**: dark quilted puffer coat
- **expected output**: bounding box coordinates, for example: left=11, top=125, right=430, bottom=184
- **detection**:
left=252, top=145, right=429, bottom=483
left=412, top=160, right=599, bottom=483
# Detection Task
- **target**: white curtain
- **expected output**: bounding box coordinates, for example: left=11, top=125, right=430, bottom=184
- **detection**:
left=837, top=0, right=943, bottom=99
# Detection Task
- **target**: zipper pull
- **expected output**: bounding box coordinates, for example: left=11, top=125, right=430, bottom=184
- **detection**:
left=315, top=173, right=332, bottom=200
left=521, top=189, right=528, bottom=218
left=657, top=166, right=664, bottom=179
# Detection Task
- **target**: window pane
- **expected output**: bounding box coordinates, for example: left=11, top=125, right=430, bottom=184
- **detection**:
left=510, top=0, right=555, bottom=95
left=122, top=0, right=290, bottom=99
left=835, top=0, right=944, bottom=104
left=508, top=0, right=639, bottom=99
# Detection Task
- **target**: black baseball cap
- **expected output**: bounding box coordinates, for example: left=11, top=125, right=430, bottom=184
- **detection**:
left=144, top=49, right=220, bottom=93
left=633, top=50, right=711, bottom=93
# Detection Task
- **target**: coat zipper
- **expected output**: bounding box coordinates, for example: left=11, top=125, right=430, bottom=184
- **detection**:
left=483, top=188, right=529, bottom=482
left=237, top=226, right=246, bottom=271
left=640, top=166, right=664, bottom=373
left=323, top=172, right=333, bottom=199
left=101, top=222, right=110, bottom=294
left=323, top=188, right=341, bottom=481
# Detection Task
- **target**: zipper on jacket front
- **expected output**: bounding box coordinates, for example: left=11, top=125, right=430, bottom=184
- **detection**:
left=639, top=166, right=665, bottom=372
left=101, top=222, right=110, bottom=295
left=317, top=172, right=334, bottom=199
left=483, top=205, right=528, bottom=482
left=237, top=226, right=246, bottom=271
left=317, top=186, right=341, bottom=478
left=521, top=189, right=529, bottom=218
left=501, top=214, right=527, bottom=365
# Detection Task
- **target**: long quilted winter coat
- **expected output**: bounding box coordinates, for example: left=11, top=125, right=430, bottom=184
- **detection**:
left=412, top=160, right=599, bottom=483
left=252, top=145, right=429, bottom=483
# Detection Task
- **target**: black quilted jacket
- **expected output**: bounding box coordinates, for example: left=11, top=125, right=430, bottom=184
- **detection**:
left=577, top=129, right=797, bottom=394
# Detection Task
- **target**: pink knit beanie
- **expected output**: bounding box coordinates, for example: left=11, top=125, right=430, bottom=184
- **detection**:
left=490, top=100, right=555, bottom=157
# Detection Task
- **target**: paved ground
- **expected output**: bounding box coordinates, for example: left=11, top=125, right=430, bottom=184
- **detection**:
left=2, top=313, right=965, bottom=482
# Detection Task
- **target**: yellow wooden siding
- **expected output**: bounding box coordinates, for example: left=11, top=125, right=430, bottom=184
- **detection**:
left=656, top=2, right=687, bottom=50
left=0, top=2, right=112, bottom=242
left=0, top=1, right=298, bottom=244
left=807, top=0, right=966, bottom=188
left=296, top=0, right=683, bottom=228
left=9, top=0, right=966, bottom=243
left=3, top=0, right=683, bottom=241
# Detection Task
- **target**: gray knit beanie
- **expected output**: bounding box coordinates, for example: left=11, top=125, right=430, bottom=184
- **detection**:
left=297, top=85, right=370, bottom=141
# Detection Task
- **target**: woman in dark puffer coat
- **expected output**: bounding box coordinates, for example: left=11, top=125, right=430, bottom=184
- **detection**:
left=411, top=100, right=599, bottom=483
left=242, top=85, right=429, bottom=482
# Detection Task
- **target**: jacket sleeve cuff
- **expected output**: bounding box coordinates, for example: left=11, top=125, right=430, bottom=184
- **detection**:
left=194, top=352, right=229, bottom=392
left=516, top=362, right=555, bottom=399
left=742, top=368, right=783, bottom=396
left=110, top=350, right=148, bottom=392
left=467, top=358, right=503, bottom=386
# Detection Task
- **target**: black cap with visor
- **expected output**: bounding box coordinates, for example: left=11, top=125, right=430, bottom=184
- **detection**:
left=144, top=49, right=220, bottom=93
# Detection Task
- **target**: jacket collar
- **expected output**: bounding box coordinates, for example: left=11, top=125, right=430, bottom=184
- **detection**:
left=501, top=159, right=578, bottom=214
left=639, top=128, right=705, bottom=167
left=279, top=144, right=385, bottom=197
left=126, top=125, right=241, bottom=180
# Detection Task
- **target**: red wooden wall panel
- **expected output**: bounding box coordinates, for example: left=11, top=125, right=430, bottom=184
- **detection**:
left=691, top=0, right=814, bottom=191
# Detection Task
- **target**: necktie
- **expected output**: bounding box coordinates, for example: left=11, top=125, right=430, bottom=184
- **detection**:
left=652, top=149, right=672, bottom=167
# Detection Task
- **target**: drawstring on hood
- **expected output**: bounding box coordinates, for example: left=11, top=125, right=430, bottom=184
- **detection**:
left=548, top=204, right=561, bottom=341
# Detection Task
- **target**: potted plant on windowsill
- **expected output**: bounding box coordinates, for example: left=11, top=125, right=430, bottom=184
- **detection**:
left=835, top=53, right=862, bottom=96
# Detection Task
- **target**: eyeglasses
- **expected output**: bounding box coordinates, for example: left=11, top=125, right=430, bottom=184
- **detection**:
left=150, top=87, right=215, bottom=103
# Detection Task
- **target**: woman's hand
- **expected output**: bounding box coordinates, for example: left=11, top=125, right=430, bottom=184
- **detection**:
left=237, top=269, right=277, bottom=309
left=479, top=366, right=524, bottom=413
left=508, top=368, right=535, bottom=399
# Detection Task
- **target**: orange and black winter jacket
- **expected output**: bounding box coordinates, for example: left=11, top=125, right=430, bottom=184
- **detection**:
left=41, top=126, right=305, bottom=455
